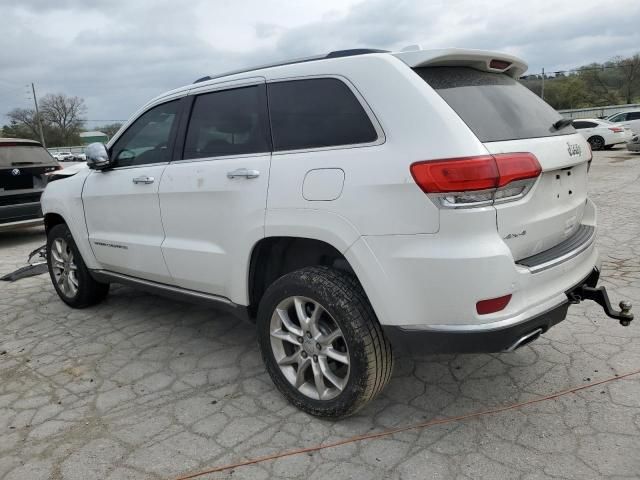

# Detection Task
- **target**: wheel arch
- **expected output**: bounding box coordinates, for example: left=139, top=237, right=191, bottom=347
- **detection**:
left=247, top=236, right=357, bottom=318
left=44, top=212, right=67, bottom=234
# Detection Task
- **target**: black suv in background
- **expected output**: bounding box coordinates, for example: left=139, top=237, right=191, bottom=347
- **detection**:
left=0, top=138, right=60, bottom=231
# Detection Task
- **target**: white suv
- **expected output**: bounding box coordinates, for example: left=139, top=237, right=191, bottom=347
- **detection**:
left=41, top=48, right=632, bottom=417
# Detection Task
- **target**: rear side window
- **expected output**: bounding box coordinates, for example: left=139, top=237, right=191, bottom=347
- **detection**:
left=0, top=144, right=56, bottom=168
left=183, top=85, right=270, bottom=160
left=573, top=121, right=597, bottom=129
left=268, top=78, right=378, bottom=151
left=415, top=67, right=575, bottom=142
left=629, top=112, right=640, bottom=120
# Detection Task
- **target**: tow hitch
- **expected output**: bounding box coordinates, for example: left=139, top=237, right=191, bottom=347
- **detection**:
left=568, top=269, right=634, bottom=326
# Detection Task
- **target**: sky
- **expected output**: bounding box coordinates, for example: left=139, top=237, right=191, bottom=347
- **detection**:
left=1, top=0, right=639, bottom=128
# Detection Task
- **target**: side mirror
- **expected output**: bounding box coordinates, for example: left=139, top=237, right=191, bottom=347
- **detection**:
left=85, top=143, right=112, bottom=170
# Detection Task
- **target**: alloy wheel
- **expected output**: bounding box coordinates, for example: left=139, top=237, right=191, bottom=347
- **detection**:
left=269, top=296, right=350, bottom=400
left=50, top=238, right=79, bottom=298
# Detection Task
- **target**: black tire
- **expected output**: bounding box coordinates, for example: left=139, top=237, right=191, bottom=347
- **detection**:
left=588, top=135, right=605, bottom=151
left=46, top=223, right=109, bottom=308
left=257, top=266, right=393, bottom=418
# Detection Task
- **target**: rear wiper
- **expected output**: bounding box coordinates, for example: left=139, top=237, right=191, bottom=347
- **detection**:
left=552, top=118, right=573, bottom=130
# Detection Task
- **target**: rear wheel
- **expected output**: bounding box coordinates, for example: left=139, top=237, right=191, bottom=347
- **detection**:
left=257, top=266, right=393, bottom=418
left=588, top=135, right=605, bottom=150
left=47, top=223, right=109, bottom=308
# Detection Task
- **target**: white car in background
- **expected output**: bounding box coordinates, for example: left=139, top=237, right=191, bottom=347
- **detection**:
left=572, top=118, right=633, bottom=150
left=606, top=110, right=640, bottom=135
left=52, top=151, right=75, bottom=161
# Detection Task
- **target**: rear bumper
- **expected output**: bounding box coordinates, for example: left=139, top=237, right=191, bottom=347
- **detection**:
left=0, top=217, right=43, bottom=232
left=383, top=301, right=569, bottom=353
left=383, top=267, right=602, bottom=353
left=0, top=202, right=42, bottom=225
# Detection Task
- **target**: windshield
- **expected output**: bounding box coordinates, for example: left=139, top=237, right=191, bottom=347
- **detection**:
left=414, top=66, right=576, bottom=142
left=0, top=144, right=57, bottom=168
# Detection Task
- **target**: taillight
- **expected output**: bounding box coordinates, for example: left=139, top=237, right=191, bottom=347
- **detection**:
left=609, top=127, right=623, bottom=133
left=410, top=153, right=541, bottom=208
left=476, top=294, right=512, bottom=315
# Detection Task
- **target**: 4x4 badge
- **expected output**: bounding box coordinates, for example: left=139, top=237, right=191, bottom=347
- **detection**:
left=567, top=142, right=582, bottom=157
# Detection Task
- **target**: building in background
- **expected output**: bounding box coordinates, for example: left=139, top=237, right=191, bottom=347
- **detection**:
left=79, top=131, right=108, bottom=145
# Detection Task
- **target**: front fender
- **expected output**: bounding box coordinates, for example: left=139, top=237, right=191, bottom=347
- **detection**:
left=41, top=171, right=99, bottom=269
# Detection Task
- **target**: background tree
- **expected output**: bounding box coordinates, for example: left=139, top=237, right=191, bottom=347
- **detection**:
left=5, top=108, right=41, bottom=139
left=616, top=54, right=640, bottom=104
left=40, top=94, right=87, bottom=145
left=520, top=51, right=640, bottom=109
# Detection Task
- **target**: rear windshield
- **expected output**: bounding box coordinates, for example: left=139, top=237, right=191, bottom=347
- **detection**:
left=414, top=67, right=575, bottom=142
left=0, top=144, right=56, bottom=168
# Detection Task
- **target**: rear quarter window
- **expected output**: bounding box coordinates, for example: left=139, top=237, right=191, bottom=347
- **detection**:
left=268, top=78, right=378, bottom=151
left=414, top=67, right=575, bottom=142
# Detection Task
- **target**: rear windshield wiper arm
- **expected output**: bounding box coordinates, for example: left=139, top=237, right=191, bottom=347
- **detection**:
left=552, top=118, right=573, bottom=130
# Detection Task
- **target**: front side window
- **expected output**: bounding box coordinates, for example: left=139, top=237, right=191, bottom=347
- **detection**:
left=628, top=112, right=640, bottom=120
left=268, top=78, right=378, bottom=151
left=183, top=85, right=270, bottom=160
left=110, top=100, right=180, bottom=167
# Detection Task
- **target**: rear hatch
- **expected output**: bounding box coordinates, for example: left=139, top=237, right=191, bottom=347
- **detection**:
left=0, top=140, right=59, bottom=221
left=415, top=66, right=591, bottom=260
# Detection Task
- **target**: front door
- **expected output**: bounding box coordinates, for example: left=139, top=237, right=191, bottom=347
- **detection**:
left=83, top=99, right=182, bottom=283
left=159, top=82, right=271, bottom=301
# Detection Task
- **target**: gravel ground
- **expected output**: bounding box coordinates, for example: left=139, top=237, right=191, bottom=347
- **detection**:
left=1, top=147, right=639, bottom=480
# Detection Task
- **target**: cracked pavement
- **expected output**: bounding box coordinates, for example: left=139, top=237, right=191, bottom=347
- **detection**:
left=1, top=148, right=640, bottom=480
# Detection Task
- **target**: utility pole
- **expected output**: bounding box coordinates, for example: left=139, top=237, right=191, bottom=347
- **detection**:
left=31, top=83, right=46, bottom=147
left=540, top=68, right=545, bottom=101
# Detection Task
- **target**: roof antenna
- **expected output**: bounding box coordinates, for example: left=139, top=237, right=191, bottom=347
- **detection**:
left=401, top=44, right=422, bottom=52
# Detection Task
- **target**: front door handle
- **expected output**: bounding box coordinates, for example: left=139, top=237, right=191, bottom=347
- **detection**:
left=133, top=176, right=155, bottom=184
left=227, top=168, right=260, bottom=179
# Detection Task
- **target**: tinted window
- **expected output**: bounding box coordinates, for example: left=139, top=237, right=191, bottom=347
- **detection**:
left=415, top=67, right=575, bottom=142
left=573, top=121, right=597, bottom=129
left=268, top=78, right=378, bottom=151
left=0, top=144, right=56, bottom=168
left=610, top=113, right=627, bottom=122
left=111, top=100, right=180, bottom=167
left=629, top=112, right=640, bottom=120
left=183, top=86, right=270, bottom=160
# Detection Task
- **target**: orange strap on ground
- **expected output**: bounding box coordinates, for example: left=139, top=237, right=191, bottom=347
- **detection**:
left=175, top=368, right=640, bottom=480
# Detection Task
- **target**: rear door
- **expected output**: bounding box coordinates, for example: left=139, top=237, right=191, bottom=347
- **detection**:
left=83, top=99, right=182, bottom=283
left=416, top=66, right=591, bottom=260
left=159, top=80, right=271, bottom=298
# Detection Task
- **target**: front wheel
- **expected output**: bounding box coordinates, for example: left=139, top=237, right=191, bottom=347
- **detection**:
left=257, top=266, right=393, bottom=418
left=47, top=223, right=109, bottom=308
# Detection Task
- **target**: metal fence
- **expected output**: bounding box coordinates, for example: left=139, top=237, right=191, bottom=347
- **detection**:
left=558, top=103, right=640, bottom=119
left=47, top=145, right=86, bottom=155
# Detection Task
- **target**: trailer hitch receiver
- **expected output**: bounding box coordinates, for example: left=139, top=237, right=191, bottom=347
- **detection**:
left=568, top=285, right=634, bottom=326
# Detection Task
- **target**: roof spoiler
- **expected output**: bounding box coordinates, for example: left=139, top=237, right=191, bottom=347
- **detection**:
left=393, top=48, right=528, bottom=78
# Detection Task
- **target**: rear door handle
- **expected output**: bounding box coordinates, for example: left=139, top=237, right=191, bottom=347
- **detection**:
left=133, top=176, right=155, bottom=184
left=227, top=168, right=260, bottom=179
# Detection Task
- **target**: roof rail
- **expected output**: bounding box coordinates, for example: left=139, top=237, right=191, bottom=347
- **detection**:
left=325, top=48, right=388, bottom=58
left=192, top=48, right=389, bottom=84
